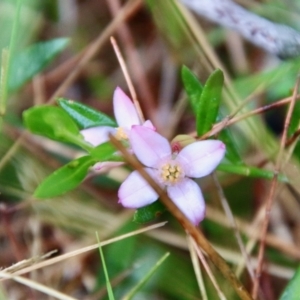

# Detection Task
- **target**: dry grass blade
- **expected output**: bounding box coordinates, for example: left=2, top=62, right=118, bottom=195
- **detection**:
left=0, top=222, right=167, bottom=280
left=109, top=134, right=253, bottom=300
left=252, top=76, right=300, bottom=298
left=0, top=271, right=77, bottom=300
left=107, top=0, right=156, bottom=118
left=3, top=250, right=57, bottom=273
left=211, top=174, right=255, bottom=282
left=48, top=0, right=142, bottom=105
left=187, top=235, right=208, bottom=300
left=199, top=94, right=300, bottom=140
left=110, top=36, right=145, bottom=123
left=147, top=229, right=295, bottom=279
left=189, top=236, right=227, bottom=300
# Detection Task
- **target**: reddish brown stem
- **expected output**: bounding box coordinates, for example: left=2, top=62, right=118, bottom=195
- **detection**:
left=252, top=76, right=300, bottom=298
left=194, top=94, right=300, bottom=140
left=109, top=134, right=253, bottom=300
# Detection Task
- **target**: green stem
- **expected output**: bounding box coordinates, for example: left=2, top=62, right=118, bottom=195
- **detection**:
left=0, top=49, right=9, bottom=117
left=0, top=0, right=22, bottom=116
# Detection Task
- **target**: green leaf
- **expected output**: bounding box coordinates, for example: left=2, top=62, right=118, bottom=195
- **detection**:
left=280, top=265, right=300, bottom=300
left=90, top=141, right=122, bottom=161
left=57, top=98, right=117, bottom=129
left=217, top=163, right=288, bottom=182
left=34, top=155, right=97, bottom=199
left=197, top=69, right=224, bottom=136
left=288, top=101, right=300, bottom=136
left=181, top=65, right=203, bottom=114
left=219, top=127, right=243, bottom=164
left=23, top=106, right=91, bottom=150
left=34, top=142, right=119, bottom=198
left=9, top=38, right=69, bottom=92
left=133, top=201, right=166, bottom=223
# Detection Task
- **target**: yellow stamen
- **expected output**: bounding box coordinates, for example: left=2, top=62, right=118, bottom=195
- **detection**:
left=159, top=162, right=184, bottom=185
left=115, top=127, right=128, bottom=141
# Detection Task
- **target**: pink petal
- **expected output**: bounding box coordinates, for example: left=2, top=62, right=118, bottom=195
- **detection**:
left=80, top=126, right=115, bottom=146
left=130, top=126, right=172, bottom=167
left=177, top=140, right=225, bottom=178
left=118, top=169, right=159, bottom=208
left=113, top=87, right=141, bottom=128
left=167, top=179, right=205, bottom=225
left=142, top=120, right=156, bottom=131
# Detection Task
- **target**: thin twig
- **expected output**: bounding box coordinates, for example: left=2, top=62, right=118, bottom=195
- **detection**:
left=187, top=235, right=208, bottom=300
left=190, top=236, right=227, bottom=300
left=147, top=228, right=296, bottom=279
left=0, top=271, right=77, bottom=300
left=110, top=36, right=145, bottom=123
left=176, top=0, right=279, bottom=159
left=211, top=174, right=255, bottom=281
left=205, top=205, right=300, bottom=261
left=32, top=75, right=46, bottom=105
left=47, top=0, right=142, bottom=104
left=286, top=127, right=300, bottom=147
left=109, top=134, right=253, bottom=300
left=199, top=94, right=300, bottom=140
left=252, top=75, right=300, bottom=299
left=106, top=0, right=156, bottom=119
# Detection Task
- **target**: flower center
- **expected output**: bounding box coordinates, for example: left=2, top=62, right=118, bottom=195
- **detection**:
left=115, top=127, right=128, bottom=141
left=158, top=161, right=185, bottom=186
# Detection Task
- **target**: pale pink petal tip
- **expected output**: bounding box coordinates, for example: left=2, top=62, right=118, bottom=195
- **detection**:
left=118, top=169, right=158, bottom=208
left=167, top=179, right=206, bottom=225
left=113, top=87, right=140, bottom=128
left=178, top=140, right=226, bottom=178
left=80, top=126, right=115, bottom=146
left=143, top=120, right=156, bottom=131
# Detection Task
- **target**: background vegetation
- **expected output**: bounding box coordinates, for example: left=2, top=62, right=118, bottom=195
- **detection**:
left=1, top=0, right=300, bottom=299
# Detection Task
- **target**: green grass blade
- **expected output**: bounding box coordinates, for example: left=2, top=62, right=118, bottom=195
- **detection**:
left=122, top=252, right=170, bottom=300
left=0, top=49, right=9, bottom=122
left=96, top=232, right=115, bottom=300
left=0, top=0, right=22, bottom=119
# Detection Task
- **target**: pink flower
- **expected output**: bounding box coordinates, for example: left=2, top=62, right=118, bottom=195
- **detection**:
left=80, top=87, right=155, bottom=171
left=81, top=87, right=155, bottom=147
left=118, top=126, right=226, bottom=225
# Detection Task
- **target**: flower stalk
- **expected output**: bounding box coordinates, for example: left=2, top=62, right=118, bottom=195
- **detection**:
left=109, top=134, right=253, bottom=300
